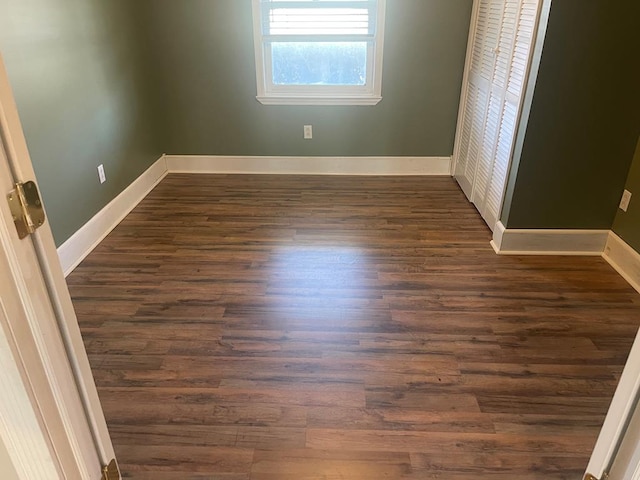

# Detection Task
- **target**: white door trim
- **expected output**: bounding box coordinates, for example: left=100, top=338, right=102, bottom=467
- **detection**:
left=0, top=53, right=115, bottom=478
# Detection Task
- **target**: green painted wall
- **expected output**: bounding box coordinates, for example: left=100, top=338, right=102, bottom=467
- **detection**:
left=12, top=0, right=637, bottom=247
left=138, top=0, right=473, bottom=156
left=502, top=0, right=640, bottom=229
left=0, top=0, right=162, bottom=245
left=613, top=137, right=640, bottom=252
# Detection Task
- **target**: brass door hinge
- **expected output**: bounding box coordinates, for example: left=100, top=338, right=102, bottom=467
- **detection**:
left=6, top=181, right=45, bottom=239
left=102, top=459, right=120, bottom=480
left=585, top=473, right=609, bottom=480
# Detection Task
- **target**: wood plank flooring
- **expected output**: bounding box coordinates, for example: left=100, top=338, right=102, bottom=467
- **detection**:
left=67, top=174, right=640, bottom=479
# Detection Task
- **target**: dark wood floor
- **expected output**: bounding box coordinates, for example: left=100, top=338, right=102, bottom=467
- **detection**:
left=67, top=174, right=640, bottom=480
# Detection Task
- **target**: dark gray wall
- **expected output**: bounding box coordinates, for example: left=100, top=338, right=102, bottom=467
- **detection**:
left=613, top=136, right=640, bottom=252
left=139, top=0, right=473, bottom=156
left=502, top=0, right=640, bottom=229
left=0, top=0, right=162, bottom=245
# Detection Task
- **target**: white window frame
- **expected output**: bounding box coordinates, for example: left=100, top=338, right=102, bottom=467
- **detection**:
left=251, top=0, right=386, bottom=106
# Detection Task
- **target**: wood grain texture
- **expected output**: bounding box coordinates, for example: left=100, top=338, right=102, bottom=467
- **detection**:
left=67, top=174, right=640, bottom=479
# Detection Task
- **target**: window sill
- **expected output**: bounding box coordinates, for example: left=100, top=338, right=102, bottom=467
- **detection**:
left=256, top=95, right=383, bottom=106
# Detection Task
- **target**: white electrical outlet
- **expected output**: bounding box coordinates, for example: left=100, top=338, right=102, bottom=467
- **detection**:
left=97, top=164, right=106, bottom=184
left=619, top=189, right=632, bottom=212
left=303, top=125, right=313, bottom=139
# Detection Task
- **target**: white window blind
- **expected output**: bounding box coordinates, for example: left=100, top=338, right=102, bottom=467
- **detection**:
left=261, top=1, right=376, bottom=36
left=252, top=0, right=386, bottom=105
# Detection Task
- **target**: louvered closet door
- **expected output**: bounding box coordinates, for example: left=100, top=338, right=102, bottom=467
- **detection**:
left=453, top=0, right=501, bottom=198
left=454, top=0, right=541, bottom=231
left=476, top=0, right=540, bottom=227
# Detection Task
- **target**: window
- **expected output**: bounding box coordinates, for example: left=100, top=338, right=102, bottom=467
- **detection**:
left=252, top=0, right=386, bottom=106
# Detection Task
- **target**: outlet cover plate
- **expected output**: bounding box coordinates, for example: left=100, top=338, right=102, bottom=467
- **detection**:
left=620, top=189, right=632, bottom=212
left=98, top=164, right=106, bottom=184
left=303, top=125, right=313, bottom=139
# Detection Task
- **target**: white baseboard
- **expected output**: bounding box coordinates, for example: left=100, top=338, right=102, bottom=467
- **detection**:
left=59, top=156, right=639, bottom=285
left=603, top=232, right=640, bottom=294
left=57, top=155, right=449, bottom=276
left=57, top=156, right=168, bottom=276
left=165, top=155, right=452, bottom=176
left=491, top=221, right=609, bottom=256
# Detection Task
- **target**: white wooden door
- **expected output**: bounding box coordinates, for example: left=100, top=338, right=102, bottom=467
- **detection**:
left=585, top=328, right=640, bottom=480
left=453, top=0, right=542, bottom=231
left=607, top=401, right=640, bottom=480
left=0, top=183, right=66, bottom=478
left=0, top=54, right=117, bottom=478
left=0, top=434, right=20, bottom=480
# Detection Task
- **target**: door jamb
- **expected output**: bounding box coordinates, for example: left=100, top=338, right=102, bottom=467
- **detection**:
left=0, top=53, right=116, bottom=475
left=586, top=328, right=640, bottom=479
